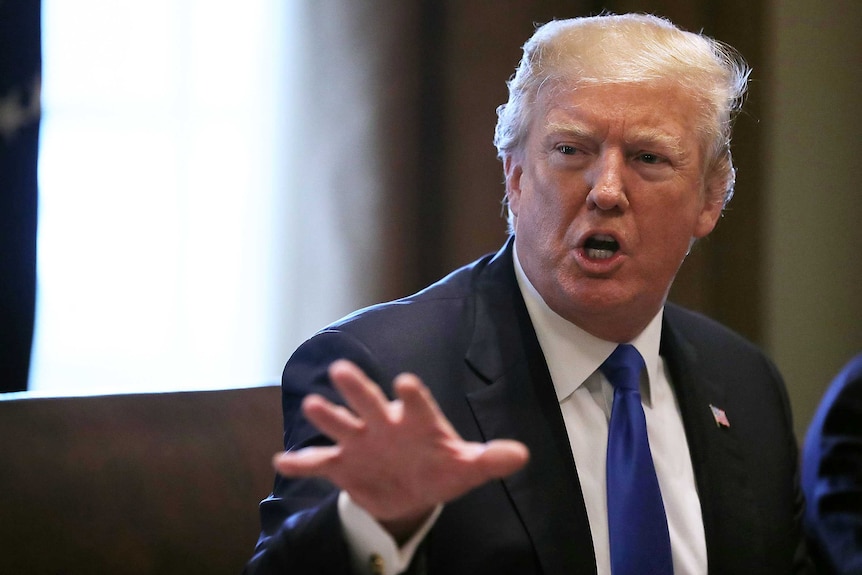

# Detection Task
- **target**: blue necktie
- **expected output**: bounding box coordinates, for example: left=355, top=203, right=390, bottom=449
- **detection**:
left=602, top=344, right=673, bottom=575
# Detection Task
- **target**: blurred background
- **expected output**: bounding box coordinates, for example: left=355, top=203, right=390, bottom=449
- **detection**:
left=1, top=0, right=859, bottom=440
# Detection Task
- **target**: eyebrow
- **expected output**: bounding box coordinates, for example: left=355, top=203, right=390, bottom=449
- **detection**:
left=545, top=120, right=687, bottom=157
left=625, top=128, right=685, bottom=155
left=544, top=121, right=595, bottom=140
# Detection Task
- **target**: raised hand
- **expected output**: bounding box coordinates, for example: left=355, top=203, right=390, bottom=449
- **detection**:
left=272, top=359, right=529, bottom=542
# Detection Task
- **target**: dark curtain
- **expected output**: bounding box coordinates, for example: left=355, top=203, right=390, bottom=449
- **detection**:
left=0, top=1, right=41, bottom=392
left=368, top=0, right=765, bottom=345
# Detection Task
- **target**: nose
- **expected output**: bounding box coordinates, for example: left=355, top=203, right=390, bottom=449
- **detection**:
left=586, top=151, right=628, bottom=211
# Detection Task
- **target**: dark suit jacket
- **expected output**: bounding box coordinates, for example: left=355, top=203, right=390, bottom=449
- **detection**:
left=246, top=241, right=812, bottom=574
left=802, top=353, right=862, bottom=574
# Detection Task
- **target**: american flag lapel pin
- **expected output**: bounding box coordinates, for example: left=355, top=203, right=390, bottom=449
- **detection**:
left=709, top=404, right=730, bottom=428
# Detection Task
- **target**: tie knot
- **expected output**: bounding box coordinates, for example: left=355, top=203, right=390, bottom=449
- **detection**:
left=600, top=344, right=645, bottom=392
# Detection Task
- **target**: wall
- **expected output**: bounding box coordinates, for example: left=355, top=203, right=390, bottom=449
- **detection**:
left=764, top=0, right=862, bottom=438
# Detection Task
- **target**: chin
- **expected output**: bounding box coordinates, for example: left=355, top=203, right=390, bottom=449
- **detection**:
left=553, top=282, right=632, bottom=319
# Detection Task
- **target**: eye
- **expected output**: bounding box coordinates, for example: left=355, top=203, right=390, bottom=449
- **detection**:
left=637, top=152, right=664, bottom=165
left=557, top=144, right=578, bottom=155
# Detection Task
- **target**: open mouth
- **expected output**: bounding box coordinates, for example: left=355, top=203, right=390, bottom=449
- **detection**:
left=583, top=234, right=619, bottom=260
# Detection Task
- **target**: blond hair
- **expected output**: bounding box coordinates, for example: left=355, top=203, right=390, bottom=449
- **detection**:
left=494, top=13, right=750, bottom=209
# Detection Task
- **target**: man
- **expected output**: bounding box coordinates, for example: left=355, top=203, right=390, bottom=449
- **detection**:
left=802, top=353, right=862, bottom=574
left=246, top=14, right=811, bottom=574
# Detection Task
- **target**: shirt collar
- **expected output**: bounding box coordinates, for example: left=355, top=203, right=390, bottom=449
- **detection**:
left=512, top=241, right=664, bottom=403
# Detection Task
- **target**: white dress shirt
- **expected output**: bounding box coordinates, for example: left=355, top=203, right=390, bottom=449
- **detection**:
left=513, top=244, right=707, bottom=575
left=338, top=246, right=708, bottom=574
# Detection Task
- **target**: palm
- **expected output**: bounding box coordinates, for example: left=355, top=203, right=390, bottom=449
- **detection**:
left=273, top=360, right=529, bottom=537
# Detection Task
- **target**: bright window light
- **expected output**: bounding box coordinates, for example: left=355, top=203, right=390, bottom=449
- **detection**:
left=31, top=0, right=298, bottom=394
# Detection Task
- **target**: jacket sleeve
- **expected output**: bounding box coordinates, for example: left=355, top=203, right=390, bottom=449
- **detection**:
left=801, top=354, right=862, bottom=574
left=242, top=329, right=402, bottom=575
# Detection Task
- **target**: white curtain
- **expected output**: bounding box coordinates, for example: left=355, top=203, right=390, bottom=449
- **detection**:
left=30, top=0, right=384, bottom=394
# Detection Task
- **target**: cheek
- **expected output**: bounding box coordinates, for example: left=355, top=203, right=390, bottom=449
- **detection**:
left=652, top=214, right=698, bottom=247
left=636, top=199, right=701, bottom=255
left=531, top=174, right=581, bottom=219
left=517, top=166, right=586, bottom=240
left=514, top=196, right=562, bottom=257
left=522, top=190, right=569, bottom=239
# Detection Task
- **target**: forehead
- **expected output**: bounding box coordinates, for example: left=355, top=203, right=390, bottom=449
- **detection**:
left=532, top=81, right=704, bottom=144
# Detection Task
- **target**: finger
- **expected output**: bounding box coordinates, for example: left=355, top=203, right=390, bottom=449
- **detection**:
left=328, top=360, right=391, bottom=424
left=272, top=445, right=341, bottom=477
left=394, top=372, right=452, bottom=431
left=474, top=439, right=530, bottom=480
left=302, top=394, right=365, bottom=442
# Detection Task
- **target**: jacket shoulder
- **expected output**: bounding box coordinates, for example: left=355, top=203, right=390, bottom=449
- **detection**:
left=663, top=302, right=767, bottom=360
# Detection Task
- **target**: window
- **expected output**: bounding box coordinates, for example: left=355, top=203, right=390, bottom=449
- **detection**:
left=31, top=1, right=302, bottom=394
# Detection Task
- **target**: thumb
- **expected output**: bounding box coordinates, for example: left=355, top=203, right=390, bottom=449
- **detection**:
left=476, top=439, right=530, bottom=479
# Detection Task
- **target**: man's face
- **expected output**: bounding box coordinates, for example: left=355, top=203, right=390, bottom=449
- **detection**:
left=505, top=82, right=724, bottom=342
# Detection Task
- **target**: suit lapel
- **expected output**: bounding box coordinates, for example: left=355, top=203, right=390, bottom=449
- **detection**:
left=455, top=248, right=771, bottom=573
left=463, top=242, right=597, bottom=574
left=660, top=312, right=763, bottom=572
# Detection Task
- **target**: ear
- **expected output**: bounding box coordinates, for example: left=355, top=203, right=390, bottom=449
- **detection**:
left=693, top=173, right=726, bottom=239
left=503, top=154, right=524, bottom=217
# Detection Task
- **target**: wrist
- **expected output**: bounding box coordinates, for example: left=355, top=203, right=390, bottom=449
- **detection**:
left=379, top=507, right=437, bottom=545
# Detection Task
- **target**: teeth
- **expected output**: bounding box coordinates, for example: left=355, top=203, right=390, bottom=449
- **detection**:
left=583, top=234, right=619, bottom=260
left=585, top=248, right=615, bottom=259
